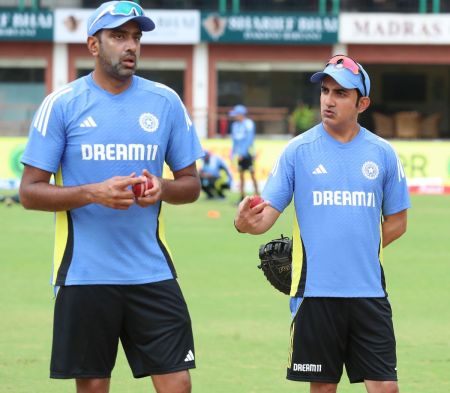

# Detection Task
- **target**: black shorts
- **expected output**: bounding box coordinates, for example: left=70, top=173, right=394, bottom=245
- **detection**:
left=238, top=155, right=254, bottom=171
left=287, top=297, right=397, bottom=384
left=50, top=279, right=195, bottom=379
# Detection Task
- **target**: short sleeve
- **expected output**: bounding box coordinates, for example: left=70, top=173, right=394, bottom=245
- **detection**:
left=21, top=92, right=67, bottom=173
left=382, top=146, right=411, bottom=216
left=165, top=94, right=204, bottom=172
left=261, top=144, right=295, bottom=213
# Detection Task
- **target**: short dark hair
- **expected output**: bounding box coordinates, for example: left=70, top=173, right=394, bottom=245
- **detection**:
left=355, top=89, right=362, bottom=107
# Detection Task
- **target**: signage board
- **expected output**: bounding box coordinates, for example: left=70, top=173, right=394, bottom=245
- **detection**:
left=201, top=13, right=338, bottom=44
left=0, top=10, right=53, bottom=41
left=54, top=9, right=200, bottom=44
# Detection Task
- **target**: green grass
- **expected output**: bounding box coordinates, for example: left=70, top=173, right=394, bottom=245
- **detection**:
left=0, top=195, right=449, bottom=392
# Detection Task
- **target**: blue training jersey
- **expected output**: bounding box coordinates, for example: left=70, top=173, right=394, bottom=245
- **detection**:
left=262, top=124, right=410, bottom=298
left=22, top=74, right=204, bottom=286
left=231, top=118, right=255, bottom=157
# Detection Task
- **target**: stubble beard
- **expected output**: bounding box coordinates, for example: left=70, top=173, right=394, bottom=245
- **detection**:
left=98, top=50, right=136, bottom=81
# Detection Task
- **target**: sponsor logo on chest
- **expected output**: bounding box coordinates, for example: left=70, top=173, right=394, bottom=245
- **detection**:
left=81, top=144, right=159, bottom=161
left=313, top=190, right=376, bottom=207
left=310, top=160, right=379, bottom=207
left=77, top=111, right=162, bottom=161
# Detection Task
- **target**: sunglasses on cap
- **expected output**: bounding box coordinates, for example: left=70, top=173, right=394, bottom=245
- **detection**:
left=88, top=1, right=145, bottom=34
left=326, top=55, right=367, bottom=97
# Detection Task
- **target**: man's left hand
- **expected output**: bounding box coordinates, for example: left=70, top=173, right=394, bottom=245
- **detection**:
left=134, top=169, right=162, bottom=207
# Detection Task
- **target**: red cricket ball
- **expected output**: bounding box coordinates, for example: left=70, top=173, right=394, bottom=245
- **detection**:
left=249, top=195, right=264, bottom=208
left=132, top=178, right=153, bottom=198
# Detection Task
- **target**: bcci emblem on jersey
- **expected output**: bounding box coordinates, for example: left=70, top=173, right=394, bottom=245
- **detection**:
left=139, top=113, right=159, bottom=133
left=362, top=161, right=379, bottom=180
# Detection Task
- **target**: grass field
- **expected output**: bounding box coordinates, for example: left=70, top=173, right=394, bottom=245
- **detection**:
left=0, top=194, right=449, bottom=393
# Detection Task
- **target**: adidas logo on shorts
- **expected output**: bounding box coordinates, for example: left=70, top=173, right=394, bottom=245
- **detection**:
left=184, top=350, right=195, bottom=362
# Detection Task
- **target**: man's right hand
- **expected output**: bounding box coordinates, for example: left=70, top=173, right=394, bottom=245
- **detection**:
left=93, top=174, right=143, bottom=210
left=20, top=165, right=141, bottom=212
left=234, top=196, right=273, bottom=234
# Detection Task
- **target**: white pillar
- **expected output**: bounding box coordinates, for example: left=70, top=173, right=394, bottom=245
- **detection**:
left=192, top=43, right=209, bottom=139
left=52, top=43, right=69, bottom=91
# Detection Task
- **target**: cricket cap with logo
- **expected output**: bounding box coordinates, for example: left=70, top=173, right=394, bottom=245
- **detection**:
left=87, top=1, right=155, bottom=37
left=310, top=55, right=371, bottom=97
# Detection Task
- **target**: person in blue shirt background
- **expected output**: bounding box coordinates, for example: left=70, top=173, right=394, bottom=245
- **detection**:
left=0, top=193, right=20, bottom=206
left=200, top=150, right=233, bottom=199
left=19, top=2, right=203, bottom=392
left=234, top=55, right=410, bottom=393
left=229, top=104, right=259, bottom=201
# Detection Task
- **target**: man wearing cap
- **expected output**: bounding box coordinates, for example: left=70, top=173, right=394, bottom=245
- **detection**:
left=234, top=55, right=410, bottom=393
left=229, top=104, right=259, bottom=202
left=19, top=2, right=203, bottom=392
left=200, top=150, right=233, bottom=199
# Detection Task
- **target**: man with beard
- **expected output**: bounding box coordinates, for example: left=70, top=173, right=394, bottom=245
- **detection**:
left=19, top=2, right=203, bottom=393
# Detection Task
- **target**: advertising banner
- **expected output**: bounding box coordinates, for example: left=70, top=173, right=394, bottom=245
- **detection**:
left=201, top=13, right=338, bottom=44
left=0, top=138, right=26, bottom=189
left=54, top=9, right=200, bottom=44
left=340, top=13, right=450, bottom=45
left=0, top=10, right=53, bottom=41
left=393, top=141, right=450, bottom=194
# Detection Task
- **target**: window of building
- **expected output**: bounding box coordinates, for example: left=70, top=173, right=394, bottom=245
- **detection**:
left=0, top=65, right=45, bottom=136
left=217, top=67, right=321, bottom=135
left=382, top=73, right=426, bottom=102
left=362, top=65, right=449, bottom=139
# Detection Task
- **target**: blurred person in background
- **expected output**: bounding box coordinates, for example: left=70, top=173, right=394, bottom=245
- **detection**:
left=229, top=104, right=259, bottom=202
left=18, top=2, right=203, bottom=393
left=234, top=55, right=410, bottom=393
left=0, top=193, right=20, bottom=206
left=200, top=150, right=233, bottom=199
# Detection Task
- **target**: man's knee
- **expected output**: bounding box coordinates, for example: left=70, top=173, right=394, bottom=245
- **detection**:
left=380, top=381, right=399, bottom=393
left=365, top=380, right=399, bottom=393
left=172, top=372, right=191, bottom=393
left=152, top=370, right=191, bottom=393
left=310, top=382, right=337, bottom=393
left=76, top=378, right=110, bottom=393
left=177, top=373, right=191, bottom=393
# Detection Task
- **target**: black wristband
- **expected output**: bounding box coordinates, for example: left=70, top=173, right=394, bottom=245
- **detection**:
left=234, top=219, right=244, bottom=233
